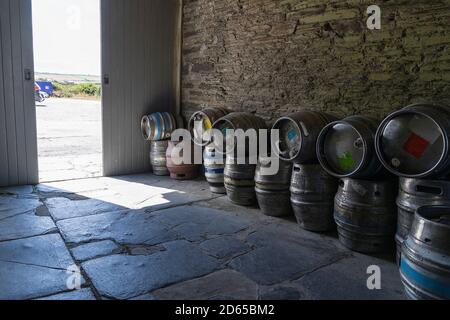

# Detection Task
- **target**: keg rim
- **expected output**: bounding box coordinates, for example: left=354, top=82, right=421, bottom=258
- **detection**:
left=212, top=117, right=235, bottom=156
left=415, top=205, right=450, bottom=230
left=316, top=120, right=368, bottom=178
left=212, top=117, right=237, bottom=131
left=189, top=109, right=219, bottom=146
left=409, top=205, right=450, bottom=254
left=212, top=113, right=259, bottom=157
left=375, top=105, right=448, bottom=178
left=212, top=112, right=267, bottom=131
left=162, top=112, right=177, bottom=140
left=141, top=113, right=176, bottom=141
left=141, top=115, right=151, bottom=140
left=271, top=116, right=304, bottom=161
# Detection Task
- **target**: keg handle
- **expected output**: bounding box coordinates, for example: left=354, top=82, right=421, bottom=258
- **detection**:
left=415, top=185, right=443, bottom=195
left=353, top=137, right=364, bottom=149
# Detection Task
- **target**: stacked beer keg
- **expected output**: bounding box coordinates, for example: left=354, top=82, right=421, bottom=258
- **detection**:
left=399, top=205, right=450, bottom=300
left=203, top=143, right=226, bottom=193
left=375, top=103, right=450, bottom=299
left=140, top=104, right=450, bottom=300
left=213, top=112, right=267, bottom=206
left=165, top=139, right=201, bottom=180
left=188, top=107, right=229, bottom=147
left=317, top=116, right=397, bottom=253
left=272, top=111, right=338, bottom=227
left=141, top=112, right=178, bottom=176
left=189, top=107, right=229, bottom=192
left=375, top=104, right=450, bottom=259
left=255, top=156, right=292, bottom=217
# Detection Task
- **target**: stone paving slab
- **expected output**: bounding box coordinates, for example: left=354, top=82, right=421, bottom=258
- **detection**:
left=0, top=196, right=42, bottom=220
left=57, top=209, right=178, bottom=245
left=37, top=174, right=210, bottom=198
left=258, top=285, right=303, bottom=300
left=71, top=240, right=121, bottom=262
left=0, top=260, right=85, bottom=300
left=36, top=177, right=111, bottom=195
left=0, top=234, right=74, bottom=269
left=0, top=213, right=57, bottom=242
left=195, top=195, right=262, bottom=216
left=39, top=174, right=217, bottom=213
left=82, top=240, right=221, bottom=299
left=228, top=224, right=349, bottom=285
left=200, top=236, right=252, bottom=259
left=45, top=197, right=125, bottom=221
left=94, top=189, right=217, bottom=213
left=0, top=185, right=34, bottom=196
left=130, top=293, right=156, bottom=300
left=36, top=288, right=96, bottom=300
left=57, top=204, right=251, bottom=246
left=148, top=205, right=251, bottom=242
left=151, top=269, right=259, bottom=300
left=292, top=254, right=406, bottom=300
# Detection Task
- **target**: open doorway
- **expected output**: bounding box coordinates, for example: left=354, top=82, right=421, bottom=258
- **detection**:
left=32, top=0, right=102, bottom=182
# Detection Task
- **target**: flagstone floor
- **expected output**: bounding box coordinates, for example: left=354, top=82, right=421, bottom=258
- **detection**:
left=0, top=174, right=405, bottom=300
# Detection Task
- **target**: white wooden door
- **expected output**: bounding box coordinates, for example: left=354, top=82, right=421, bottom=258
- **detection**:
left=101, top=0, right=181, bottom=177
left=0, top=0, right=38, bottom=187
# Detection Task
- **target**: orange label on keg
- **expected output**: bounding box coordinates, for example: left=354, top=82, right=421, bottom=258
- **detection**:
left=403, top=132, right=430, bottom=159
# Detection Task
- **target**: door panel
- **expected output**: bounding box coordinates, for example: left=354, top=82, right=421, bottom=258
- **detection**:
left=101, top=0, right=181, bottom=177
left=0, top=0, right=38, bottom=187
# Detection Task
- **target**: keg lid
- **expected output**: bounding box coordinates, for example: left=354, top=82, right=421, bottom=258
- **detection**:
left=319, top=122, right=365, bottom=176
left=377, top=112, right=445, bottom=177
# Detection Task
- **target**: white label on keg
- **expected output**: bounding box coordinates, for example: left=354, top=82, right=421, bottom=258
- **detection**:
left=351, top=182, right=368, bottom=196
left=408, top=116, right=441, bottom=144
left=299, top=122, right=309, bottom=137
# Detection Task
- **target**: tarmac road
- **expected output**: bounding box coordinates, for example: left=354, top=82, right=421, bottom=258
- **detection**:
left=36, top=98, right=102, bottom=182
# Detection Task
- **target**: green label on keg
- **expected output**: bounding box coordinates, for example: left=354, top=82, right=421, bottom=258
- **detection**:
left=338, top=151, right=356, bottom=171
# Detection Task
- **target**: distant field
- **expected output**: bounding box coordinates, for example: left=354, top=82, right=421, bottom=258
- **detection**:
left=35, top=72, right=101, bottom=84
left=35, top=72, right=101, bottom=100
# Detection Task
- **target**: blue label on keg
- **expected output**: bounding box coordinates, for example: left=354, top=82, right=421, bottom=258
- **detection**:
left=400, top=257, right=450, bottom=299
left=154, top=114, right=161, bottom=140
left=205, top=168, right=224, bottom=174
left=287, top=129, right=297, bottom=142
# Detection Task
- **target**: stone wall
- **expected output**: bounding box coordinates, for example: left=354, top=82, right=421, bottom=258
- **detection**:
left=181, top=0, right=450, bottom=123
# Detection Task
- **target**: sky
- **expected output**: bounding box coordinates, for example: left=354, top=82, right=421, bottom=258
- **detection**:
left=32, top=0, right=101, bottom=76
